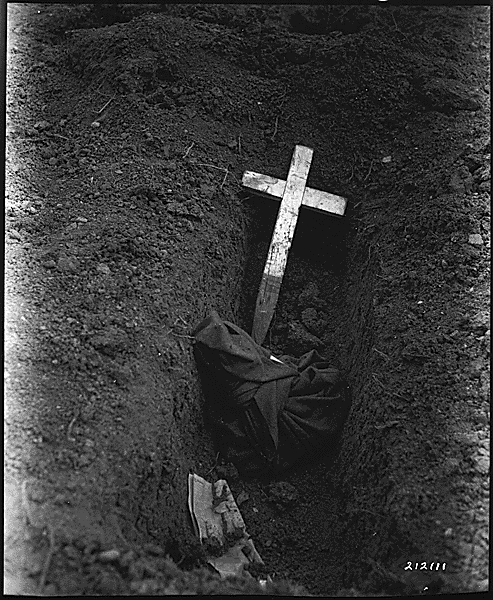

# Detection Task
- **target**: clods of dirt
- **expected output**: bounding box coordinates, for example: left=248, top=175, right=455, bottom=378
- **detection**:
left=267, top=482, right=299, bottom=510
left=5, top=3, right=490, bottom=596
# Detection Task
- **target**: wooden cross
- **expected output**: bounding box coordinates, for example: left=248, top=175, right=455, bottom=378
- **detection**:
left=242, top=145, right=347, bottom=345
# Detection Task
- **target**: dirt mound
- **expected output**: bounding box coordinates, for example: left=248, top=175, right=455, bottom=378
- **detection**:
left=5, top=3, right=490, bottom=596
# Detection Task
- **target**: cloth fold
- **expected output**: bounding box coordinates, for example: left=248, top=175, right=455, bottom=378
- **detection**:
left=193, top=311, right=351, bottom=476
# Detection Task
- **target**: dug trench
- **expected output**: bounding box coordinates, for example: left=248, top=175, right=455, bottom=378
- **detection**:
left=5, top=4, right=490, bottom=596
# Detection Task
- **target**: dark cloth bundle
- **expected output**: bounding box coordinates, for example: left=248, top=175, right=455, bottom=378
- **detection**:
left=193, top=311, right=351, bottom=477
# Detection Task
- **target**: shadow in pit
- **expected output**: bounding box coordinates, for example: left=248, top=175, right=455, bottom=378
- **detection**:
left=239, top=192, right=350, bottom=343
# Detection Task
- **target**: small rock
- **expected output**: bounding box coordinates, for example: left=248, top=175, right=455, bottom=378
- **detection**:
left=77, top=216, right=88, bottom=223
left=474, top=455, right=489, bottom=475
left=300, top=307, right=328, bottom=337
left=43, top=260, right=57, bottom=269
left=34, top=120, right=50, bottom=130
left=468, top=233, right=483, bottom=246
left=78, top=454, right=91, bottom=467
left=449, top=166, right=474, bottom=193
left=286, top=321, right=324, bottom=355
left=382, top=156, right=392, bottom=163
left=475, top=164, right=490, bottom=182
left=91, top=121, right=101, bottom=129
left=63, top=545, right=80, bottom=560
left=267, top=481, right=298, bottom=506
left=91, top=326, right=130, bottom=358
left=57, top=256, right=78, bottom=272
left=464, top=153, right=483, bottom=172
left=98, top=549, right=121, bottom=563
left=96, top=263, right=111, bottom=275
left=119, top=550, right=136, bottom=568
left=298, top=282, right=324, bottom=308
left=80, top=405, right=96, bottom=422
left=26, top=556, right=43, bottom=575
left=236, top=490, right=250, bottom=506
left=41, top=147, right=54, bottom=159
left=10, top=229, right=22, bottom=240
left=471, top=310, right=490, bottom=334
left=144, top=543, right=165, bottom=556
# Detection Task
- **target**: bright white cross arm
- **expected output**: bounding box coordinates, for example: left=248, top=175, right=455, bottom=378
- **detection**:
left=242, top=145, right=347, bottom=345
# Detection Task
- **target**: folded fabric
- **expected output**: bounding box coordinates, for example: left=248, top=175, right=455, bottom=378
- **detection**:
left=193, top=311, right=351, bottom=476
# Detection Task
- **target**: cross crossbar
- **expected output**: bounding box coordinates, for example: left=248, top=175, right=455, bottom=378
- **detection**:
left=242, top=145, right=347, bottom=345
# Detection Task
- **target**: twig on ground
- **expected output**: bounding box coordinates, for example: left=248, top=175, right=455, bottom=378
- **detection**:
left=97, top=94, right=116, bottom=114
left=67, top=412, right=79, bottom=442
left=21, top=480, right=34, bottom=526
left=221, top=167, right=229, bottom=189
left=270, top=115, right=279, bottom=142
left=38, top=526, right=56, bottom=594
left=195, top=163, right=225, bottom=171
left=174, top=315, right=189, bottom=327
left=259, top=487, right=269, bottom=500
left=205, top=451, right=221, bottom=477
left=364, top=159, right=374, bottom=182
left=46, top=132, right=70, bottom=141
left=171, top=332, right=194, bottom=339
left=347, top=161, right=355, bottom=183
left=238, top=133, right=242, bottom=155
left=194, top=163, right=240, bottom=185
left=183, top=142, right=194, bottom=158
left=372, top=348, right=389, bottom=360
left=372, top=374, right=386, bottom=388
left=391, top=11, right=409, bottom=40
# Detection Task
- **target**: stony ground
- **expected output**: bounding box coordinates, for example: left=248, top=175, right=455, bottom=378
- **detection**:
left=5, top=3, right=490, bottom=596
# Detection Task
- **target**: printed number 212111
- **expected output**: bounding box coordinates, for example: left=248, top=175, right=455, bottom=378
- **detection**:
left=405, top=562, right=446, bottom=571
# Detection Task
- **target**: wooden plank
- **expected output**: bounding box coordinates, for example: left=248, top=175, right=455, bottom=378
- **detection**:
left=304, top=187, right=346, bottom=217
left=242, top=170, right=346, bottom=217
left=242, top=171, right=286, bottom=199
left=252, top=145, right=313, bottom=345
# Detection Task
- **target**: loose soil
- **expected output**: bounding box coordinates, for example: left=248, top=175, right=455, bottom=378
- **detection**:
left=5, top=3, right=490, bottom=596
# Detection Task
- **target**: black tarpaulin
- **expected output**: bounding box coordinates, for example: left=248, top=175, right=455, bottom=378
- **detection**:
left=193, top=311, right=351, bottom=476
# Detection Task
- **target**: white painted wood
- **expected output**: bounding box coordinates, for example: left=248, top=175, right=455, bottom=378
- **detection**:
left=262, top=145, right=312, bottom=278
left=252, top=145, right=312, bottom=343
left=242, top=171, right=286, bottom=199
left=242, top=170, right=346, bottom=217
left=244, top=145, right=347, bottom=345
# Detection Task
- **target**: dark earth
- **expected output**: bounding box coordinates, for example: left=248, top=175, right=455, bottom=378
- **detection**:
left=4, top=3, right=490, bottom=596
